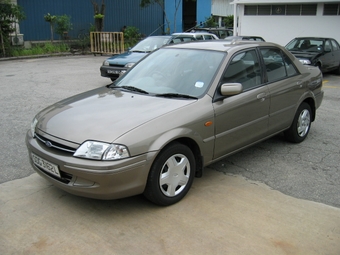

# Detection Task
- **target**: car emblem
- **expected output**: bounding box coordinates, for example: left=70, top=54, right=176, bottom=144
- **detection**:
left=45, top=141, right=52, bottom=147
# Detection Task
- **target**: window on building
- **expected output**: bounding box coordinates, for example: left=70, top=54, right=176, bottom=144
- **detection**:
left=244, top=4, right=317, bottom=16
left=258, top=5, right=271, bottom=15
left=272, top=5, right=286, bottom=15
left=301, top=4, right=317, bottom=15
left=244, top=5, right=257, bottom=15
left=286, top=5, right=301, bottom=15
left=323, top=4, right=340, bottom=15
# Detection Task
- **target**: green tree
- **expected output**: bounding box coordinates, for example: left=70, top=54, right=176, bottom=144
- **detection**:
left=0, top=0, right=25, bottom=56
left=203, top=16, right=217, bottom=28
left=44, top=13, right=57, bottom=43
left=123, top=26, right=141, bottom=46
left=91, top=0, right=105, bottom=32
left=223, top=15, right=234, bottom=28
left=55, top=14, right=72, bottom=39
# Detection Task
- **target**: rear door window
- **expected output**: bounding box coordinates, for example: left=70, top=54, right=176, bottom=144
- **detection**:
left=260, top=48, right=298, bottom=83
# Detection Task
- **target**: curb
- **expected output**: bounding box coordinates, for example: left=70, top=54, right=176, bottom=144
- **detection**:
left=0, top=52, right=94, bottom=62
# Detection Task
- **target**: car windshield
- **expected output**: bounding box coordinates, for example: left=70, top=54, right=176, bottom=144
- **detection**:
left=130, top=37, right=170, bottom=52
left=286, top=38, right=324, bottom=53
left=114, top=48, right=225, bottom=98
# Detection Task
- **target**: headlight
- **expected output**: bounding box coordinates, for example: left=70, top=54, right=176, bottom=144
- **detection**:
left=125, top=62, right=135, bottom=68
left=31, top=118, right=38, bottom=137
left=73, top=141, right=130, bottom=160
left=103, top=60, right=109, bottom=66
left=299, top=59, right=311, bottom=65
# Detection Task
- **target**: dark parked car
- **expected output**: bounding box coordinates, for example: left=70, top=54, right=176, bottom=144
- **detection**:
left=100, top=35, right=172, bottom=81
left=224, top=36, right=265, bottom=42
left=27, top=41, right=323, bottom=206
left=285, top=37, right=340, bottom=74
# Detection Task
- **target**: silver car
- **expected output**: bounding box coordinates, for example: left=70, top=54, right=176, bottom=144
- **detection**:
left=26, top=41, right=324, bottom=206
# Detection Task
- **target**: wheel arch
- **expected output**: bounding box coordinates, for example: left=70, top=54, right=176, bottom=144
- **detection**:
left=302, top=97, right=316, bottom=122
left=151, top=136, right=204, bottom=179
left=174, top=137, right=204, bottom=178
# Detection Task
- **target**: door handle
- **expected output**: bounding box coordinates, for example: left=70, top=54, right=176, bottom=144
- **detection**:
left=257, top=93, right=266, bottom=102
left=296, top=80, right=303, bottom=88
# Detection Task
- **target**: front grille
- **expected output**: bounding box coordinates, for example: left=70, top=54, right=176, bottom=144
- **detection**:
left=109, top=64, right=124, bottom=67
left=35, top=133, right=77, bottom=154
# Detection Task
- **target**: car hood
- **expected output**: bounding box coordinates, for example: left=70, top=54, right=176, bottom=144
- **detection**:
left=106, top=51, right=149, bottom=65
left=36, top=86, right=194, bottom=144
left=288, top=51, right=320, bottom=61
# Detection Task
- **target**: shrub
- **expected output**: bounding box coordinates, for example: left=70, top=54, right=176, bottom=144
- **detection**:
left=123, top=26, right=141, bottom=47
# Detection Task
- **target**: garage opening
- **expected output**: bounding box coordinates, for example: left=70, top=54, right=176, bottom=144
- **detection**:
left=183, top=0, right=197, bottom=31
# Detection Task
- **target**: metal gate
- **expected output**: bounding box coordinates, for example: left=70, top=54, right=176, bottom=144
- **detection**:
left=90, top=32, right=125, bottom=55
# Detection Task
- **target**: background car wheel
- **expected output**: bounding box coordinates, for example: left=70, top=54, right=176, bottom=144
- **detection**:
left=143, top=142, right=195, bottom=206
left=284, top=102, right=312, bottom=143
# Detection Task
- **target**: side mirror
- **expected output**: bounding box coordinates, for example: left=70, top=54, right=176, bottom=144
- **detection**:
left=220, top=83, right=243, bottom=96
left=324, top=48, right=331, bottom=53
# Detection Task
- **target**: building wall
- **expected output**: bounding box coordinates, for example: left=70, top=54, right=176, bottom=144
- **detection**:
left=197, top=0, right=212, bottom=26
left=165, top=0, right=212, bottom=33
left=212, top=0, right=233, bottom=17
left=17, top=0, right=163, bottom=41
left=235, top=2, right=340, bottom=45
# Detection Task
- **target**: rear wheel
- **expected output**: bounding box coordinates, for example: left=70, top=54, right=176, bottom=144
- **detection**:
left=284, top=102, right=312, bottom=143
left=144, top=142, right=195, bottom=206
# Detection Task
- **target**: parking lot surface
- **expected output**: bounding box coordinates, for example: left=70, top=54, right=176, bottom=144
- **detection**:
left=0, top=55, right=340, bottom=254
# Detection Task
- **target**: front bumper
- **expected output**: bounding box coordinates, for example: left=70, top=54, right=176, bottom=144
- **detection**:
left=25, top=131, right=157, bottom=200
left=100, top=65, right=127, bottom=80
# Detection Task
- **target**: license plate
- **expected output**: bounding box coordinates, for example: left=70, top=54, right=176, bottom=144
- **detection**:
left=31, top=153, right=61, bottom=178
left=107, top=70, right=121, bottom=74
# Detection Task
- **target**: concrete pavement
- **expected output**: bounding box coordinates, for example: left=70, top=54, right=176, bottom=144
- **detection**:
left=1, top=167, right=339, bottom=255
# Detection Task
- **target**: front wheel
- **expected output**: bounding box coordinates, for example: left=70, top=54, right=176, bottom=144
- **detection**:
left=144, top=142, right=195, bottom=206
left=284, top=102, right=312, bottom=143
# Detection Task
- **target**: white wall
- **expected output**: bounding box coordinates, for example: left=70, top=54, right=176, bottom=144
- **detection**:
left=212, top=0, right=234, bottom=16
left=236, top=4, right=340, bottom=46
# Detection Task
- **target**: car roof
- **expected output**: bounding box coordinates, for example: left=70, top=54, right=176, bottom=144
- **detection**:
left=147, top=35, right=172, bottom=39
left=172, top=32, right=216, bottom=36
left=163, top=40, right=280, bottom=52
left=226, top=36, right=263, bottom=39
left=192, top=27, right=233, bottom=31
left=293, top=37, right=335, bottom=40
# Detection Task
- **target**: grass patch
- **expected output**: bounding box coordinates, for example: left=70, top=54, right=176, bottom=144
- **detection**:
left=10, top=43, right=70, bottom=57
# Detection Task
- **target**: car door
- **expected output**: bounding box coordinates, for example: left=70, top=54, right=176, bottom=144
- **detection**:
left=213, top=49, right=270, bottom=159
left=259, top=47, right=304, bottom=133
left=330, top=39, right=340, bottom=69
left=320, top=39, right=336, bottom=71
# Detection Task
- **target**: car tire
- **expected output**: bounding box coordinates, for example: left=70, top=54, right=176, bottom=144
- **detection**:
left=143, top=142, right=195, bottom=206
left=284, top=102, right=312, bottom=143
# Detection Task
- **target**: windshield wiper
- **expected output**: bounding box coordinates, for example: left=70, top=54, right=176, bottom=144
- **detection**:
left=155, top=93, right=197, bottom=99
left=130, top=50, right=151, bottom=53
left=120, top=86, right=149, bottom=94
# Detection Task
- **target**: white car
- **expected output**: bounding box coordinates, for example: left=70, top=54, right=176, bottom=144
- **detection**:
left=171, top=32, right=219, bottom=43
